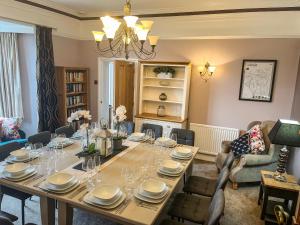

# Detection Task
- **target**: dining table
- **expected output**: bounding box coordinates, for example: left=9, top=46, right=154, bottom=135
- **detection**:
left=0, top=139, right=198, bottom=225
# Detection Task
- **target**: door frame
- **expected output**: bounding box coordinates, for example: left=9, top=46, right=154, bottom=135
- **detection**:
left=97, top=57, right=139, bottom=121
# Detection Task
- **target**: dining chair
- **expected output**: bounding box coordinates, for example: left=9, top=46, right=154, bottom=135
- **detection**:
left=183, top=167, right=229, bottom=197
left=141, top=123, right=163, bottom=139
left=0, top=210, right=18, bottom=223
left=27, top=131, right=51, bottom=146
left=121, top=121, right=135, bottom=135
left=55, top=125, right=75, bottom=138
left=0, top=142, right=33, bottom=225
left=167, top=189, right=225, bottom=224
left=0, top=215, right=36, bottom=225
left=170, top=128, right=195, bottom=146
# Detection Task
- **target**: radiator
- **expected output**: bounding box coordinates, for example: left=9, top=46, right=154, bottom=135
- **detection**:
left=190, top=123, right=239, bottom=156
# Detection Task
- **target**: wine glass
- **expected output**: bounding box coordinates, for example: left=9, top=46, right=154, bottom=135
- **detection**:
left=170, top=133, right=178, bottom=144
left=94, top=155, right=102, bottom=183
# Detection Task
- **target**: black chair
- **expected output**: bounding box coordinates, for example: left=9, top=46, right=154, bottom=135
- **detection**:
left=170, top=128, right=195, bottom=146
left=141, top=123, right=163, bottom=139
left=0, top=143, right=32, bottom=225
left=0, top=215, right=36, bottom=225
left=121, top=121, right=135, bottom=135
left=55, top=125, right=75, bottom=138
left=167, top=189, right=225, bottom=224
left=183, top=167, right=229, bottom=197
left=27, top=131, right=51, bottom=146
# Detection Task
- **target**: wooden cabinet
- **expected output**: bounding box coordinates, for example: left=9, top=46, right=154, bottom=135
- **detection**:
left=55, top=67, right=90, bottom=125
left=135, top=61, right=191, bottom=136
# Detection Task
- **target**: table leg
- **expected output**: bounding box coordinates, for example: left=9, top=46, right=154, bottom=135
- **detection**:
left=40, top=197, right=55, bottom=225
left=58, top=201, right=73, bottom=225
left=258, top=183, right=263, bottom=205
left=290, top=195, right=299, bottom=225
left=260, top=187, right=268, bottom=220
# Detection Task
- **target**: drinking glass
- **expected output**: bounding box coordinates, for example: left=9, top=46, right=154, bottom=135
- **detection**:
left=119, top=124, right=128, bottom=138
left=146, top=129, right=155, bottom=143
left=94, top=155, right=102, bottom=183
left=170, top=133, right=178, bottom=144
left=86, top=158, right=96, bottom=190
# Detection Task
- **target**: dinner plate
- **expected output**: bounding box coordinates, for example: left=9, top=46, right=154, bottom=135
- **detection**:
left=5, top=154, right=39, bottom=164
left=91, top=185, right=121, bottom=202
left=134, top=191, right=167, bottom=204
left=4, top=163, right=30, bottom=176
left=175, top=147, right=192, bottom=156
left=47, top=140, right=74, bottom=149
left=170, top=151, right=192, bottom=160
left=39, top=180, right=80, bottom=194
left=138, top=185, right=169, bottom=200
left=2, top=169, right=37, bottom=182
left=3, top=167, right=36, bottom=179
left=155, top=138, right=177, bottom=148
left=47, top=172, right=75, bottom=188
left=10, top=149, right=29, bottom=160
left=89, top=191, right=123, bottom=206
left=44, top=178, right=79, bottom=191
left=161, top=160, right=181, bottom=172
left=141, top=179, right=166, bottom=195
left=158, top=167, right=184, bottom=177
left=83, top=192, right=126, bottom=209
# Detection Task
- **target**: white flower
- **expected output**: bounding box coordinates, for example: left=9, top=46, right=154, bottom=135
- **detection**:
left=67, top=110, right=92, bottom=123
left=114, top=105, right=127, bottom=123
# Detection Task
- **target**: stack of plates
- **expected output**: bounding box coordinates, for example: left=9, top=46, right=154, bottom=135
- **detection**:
left=47, top=137, right=74, bottom=148
left=155, top=137, right=177, bottom=148
left=170, top=147, right=193, bottom=160
left=157, top=160, right=184, bottom=177
left=39, top=172, right=80, bottom=193
left=71, top=131, right=83, bottom=140
left=134, top=179, right=169, bottom=203
left=127, top=132, right=146, bottom=142
left=2, top=163, right=37, bottom=181
left=5, top=149, right=38, bottom=164
left=83, top=185, right=126, bottom=209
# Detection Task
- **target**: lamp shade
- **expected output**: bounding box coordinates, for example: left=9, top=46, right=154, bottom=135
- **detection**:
left=268, top=119, right=300, bottom=147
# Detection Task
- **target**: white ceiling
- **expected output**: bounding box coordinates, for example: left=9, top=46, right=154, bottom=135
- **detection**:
left=32, top=0, right=300, bottom=15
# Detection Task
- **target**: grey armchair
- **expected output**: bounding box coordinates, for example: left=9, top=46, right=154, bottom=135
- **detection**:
left=216, top=120, right=281, bottom=189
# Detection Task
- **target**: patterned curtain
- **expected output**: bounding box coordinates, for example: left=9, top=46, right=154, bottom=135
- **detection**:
left=36, top=26, right=59, bottom=132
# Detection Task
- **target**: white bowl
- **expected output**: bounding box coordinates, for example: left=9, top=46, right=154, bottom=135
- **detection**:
left=91, top=185, right=120, bottom=202
left=47, top=172, right=75, bottom=188
left=4, top=163, right=30, bottom=176
left=141, top=179, right=166, bottom=196
left=10, top=149, right=29, bottom=160
left=162, top=160, right=181, bottom=172
left=175, top=147, right=192, bottom=156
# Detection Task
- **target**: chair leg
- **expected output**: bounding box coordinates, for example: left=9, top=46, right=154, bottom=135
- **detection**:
left=232, top=182, right=238, bottom=190
left=21, top=199, right=25, bottom=225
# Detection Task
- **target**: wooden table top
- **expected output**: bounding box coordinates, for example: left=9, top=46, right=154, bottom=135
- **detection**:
left=261, top=170, right=300, bottom=192
left=0, top=140, right=198, bottom=225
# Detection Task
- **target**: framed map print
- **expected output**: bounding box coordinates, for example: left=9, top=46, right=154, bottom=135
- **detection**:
left=239, top=59, right=277, bottom=102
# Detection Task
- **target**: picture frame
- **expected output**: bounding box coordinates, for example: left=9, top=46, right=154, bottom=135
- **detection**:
left=239, top=59, right=277, bottom=102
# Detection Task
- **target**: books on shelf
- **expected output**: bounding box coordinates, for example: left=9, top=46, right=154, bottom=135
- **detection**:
left=65, top=71, right=84, bottom=82
left=67, top=96, right=84, bottom=106
left=66, top=83, right=84, bottom=93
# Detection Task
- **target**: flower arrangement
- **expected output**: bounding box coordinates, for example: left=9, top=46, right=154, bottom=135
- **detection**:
left=113, top=105, right=127, bottom=139
left=153, top=66, right=176, bottom=75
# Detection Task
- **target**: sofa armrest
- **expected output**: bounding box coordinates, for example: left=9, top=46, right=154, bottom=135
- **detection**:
left=243, top=154, right=274, bottom=166
left=221, top=141, right=232, bottom=153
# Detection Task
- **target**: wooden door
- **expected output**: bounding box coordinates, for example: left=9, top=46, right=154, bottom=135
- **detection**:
left=114, top=61, right=135, bottom=121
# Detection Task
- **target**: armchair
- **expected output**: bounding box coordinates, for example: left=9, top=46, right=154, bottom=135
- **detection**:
left=216, top=120, right=281, bottom=189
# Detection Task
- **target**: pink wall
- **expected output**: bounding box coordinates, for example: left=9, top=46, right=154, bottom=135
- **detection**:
left=291, top=57, right=300, bottom=121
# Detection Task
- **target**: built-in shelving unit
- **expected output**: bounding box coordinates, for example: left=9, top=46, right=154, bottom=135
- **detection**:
left=55, top=66, right=90, bottom=125
left=135, top=61, right=191, bottom=137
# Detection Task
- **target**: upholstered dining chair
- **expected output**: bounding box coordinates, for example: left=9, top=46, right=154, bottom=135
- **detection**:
left=170, top=128, right=195, bottom=146
left=55, top=125, right=75, bottom=138
left=167, top=189, right=225, bottom=224
left=0, top=142, right=32, bottom=225
left=121, top=121, right=135, bottom=135
left=141, top=123, right=163, bottom=139
left=183, top=167, right=230, bottom=197
left=27, top=131, right=51, bottom=146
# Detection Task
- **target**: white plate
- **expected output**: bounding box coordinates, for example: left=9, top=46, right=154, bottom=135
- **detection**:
left=47, top=172, right=75, bottom=188
left=91, top=184, right=121, bottom=202
left=155, top=138, right=177, bottom=147
left=162, top=160, right=181, bottom=172
left=83, top=192, right=126, bottom=209
left=141, top=179, right=166, bottom=196
left=170, top=152, right=192, bottom=160
left=175, top=147, right=192, bottom=156
left=2, top=169, right=37, bottom=181
left=39, top=180, right=80, bottom=194
left=4, top=163, right=30, bottom=176
left=158, top=167, right=183, bottom=177
left=10, top=149, right=29, bottom=160
left=5, top=154, right=39, bottom=163
left=43, top=178, right=79, bottom=191
left=134, top=191, right=167, bottom=204
left=127, top=133, right=146, bottom=142
left=89, top=191, right=123, bottom=206
left=3, top=167, right=36, bottom=179
left=138, top=185, right=169, bottom=200
left=47, top=140, right=74, bottom=149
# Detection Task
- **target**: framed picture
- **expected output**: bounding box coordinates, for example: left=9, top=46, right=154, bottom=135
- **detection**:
left=239, top=59, right=277, bottom=102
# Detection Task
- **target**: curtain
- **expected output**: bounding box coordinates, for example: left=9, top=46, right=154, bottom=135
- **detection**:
left=0, top=33, right=23, bottom=118
left=36, top=26, right=59, bottom=132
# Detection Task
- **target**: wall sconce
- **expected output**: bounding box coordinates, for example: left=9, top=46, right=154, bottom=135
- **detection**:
left=198, top=62, right=216, bottom=82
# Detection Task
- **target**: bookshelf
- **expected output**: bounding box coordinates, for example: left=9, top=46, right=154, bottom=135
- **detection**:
left=55, top=67, right=90, bottom=125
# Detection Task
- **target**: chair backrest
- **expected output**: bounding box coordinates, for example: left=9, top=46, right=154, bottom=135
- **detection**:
left=141, top=123, right=163, bottom=139
left=28, top=131, right=51, bottom=146
left=222, top=151, right=235, bottom=170
left=0, top=142, right=21, bottom=161
left=55, top=125, right=75, bottom=138
left=170, top=128, right=195, bottom=146
left=207, top=190, right=225, bottom=225
left=0, top=216, right=13, bottom=225
left=121, top=121, right=135, bottom=135
left=215, top=167, right=230, bottom=192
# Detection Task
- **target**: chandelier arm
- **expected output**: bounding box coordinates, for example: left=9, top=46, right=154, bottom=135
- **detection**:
left=131, top=39, right=155, bottom=56
left=130, top=40, right=156, bottom=60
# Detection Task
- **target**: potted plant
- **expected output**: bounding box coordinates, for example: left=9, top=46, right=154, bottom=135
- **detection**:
left=153, top=66, right=176, bottom=78
left=112, top=105, right=127, bottom=150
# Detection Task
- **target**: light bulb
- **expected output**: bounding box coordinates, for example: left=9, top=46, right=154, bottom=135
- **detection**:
left=137, top=28, right=149, bottom=41
left=141, top=20, right=154, bottom=30
left=148, top=35, right=159, bottom=46
left=208, top=66, right=216, bottom=73
left=124, top=16, right=138, bottom=28
left=92, top=31, right=105, bottom=42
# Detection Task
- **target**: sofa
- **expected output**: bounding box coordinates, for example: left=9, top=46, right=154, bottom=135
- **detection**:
left=0, top=129, right=27, bottom=147
left=216, top=120, right=281, bottom=189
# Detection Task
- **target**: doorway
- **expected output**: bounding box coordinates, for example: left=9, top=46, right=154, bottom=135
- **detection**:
left=98, top=58, right=137, bottom=122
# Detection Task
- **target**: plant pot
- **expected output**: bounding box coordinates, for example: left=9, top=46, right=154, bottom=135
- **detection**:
left=76, top=150, right=99, bottom=163
left=112, top=138, right=123, bottom=150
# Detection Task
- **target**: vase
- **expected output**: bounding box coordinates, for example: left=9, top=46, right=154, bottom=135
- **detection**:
left=112, top=138, right=123, bottom=150
left=157, top=105, right=166, bottom=117
left=159, top=93, right=167, bottom=101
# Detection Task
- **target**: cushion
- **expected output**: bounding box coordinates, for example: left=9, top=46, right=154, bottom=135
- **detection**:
left=0, top=117, right=22, bottom=141
left=248, top=124, right=266, bottom=154
left=231, top=133, right=250, bottom=157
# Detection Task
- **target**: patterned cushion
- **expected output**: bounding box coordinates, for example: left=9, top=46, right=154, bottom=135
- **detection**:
left=0, top=117, right=22, bottom=141
left=248, top=124, right=266, bottom=154
left=231, top=133, right=250, bottom=157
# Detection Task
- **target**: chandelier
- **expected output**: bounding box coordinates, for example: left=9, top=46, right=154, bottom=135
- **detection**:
left=92, top=0, right=159, bottom=60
